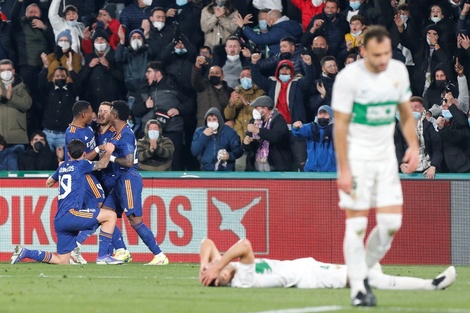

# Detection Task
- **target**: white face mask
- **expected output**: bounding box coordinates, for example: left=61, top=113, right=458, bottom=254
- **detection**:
left=252, top=109, right=262, bottom=120
left=207, top=121, right=219, bottom=131
left=426, top=36, right=432, bottom=46
left=148, top=130, right=160, bottom=140
left=227, top=54, right=240, bottom=62
left=351, top=30, right=362, bottom=37
left=430, top=17, right=441, bottom=23
left=311, top=0, right=323, bottom=6
left=130, top=39, right=143, bottom=51
left=1, top=70, right=13, bottom=82
left=142, top=0, right=153, bottom=6
left=58, top=40, right=70, bottom=51
left=153, top=21, right=165, bottom=31
left=94, top=42, right=108, bottom=52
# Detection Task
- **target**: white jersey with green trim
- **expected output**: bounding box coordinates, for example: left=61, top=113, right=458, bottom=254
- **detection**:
left=332, top=59, right=411, bottom=160
left=230, top=258, right=347, bottom=289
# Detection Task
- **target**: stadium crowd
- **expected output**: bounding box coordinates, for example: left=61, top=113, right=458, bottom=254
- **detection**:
left=1, top=0, right=470, bottom=174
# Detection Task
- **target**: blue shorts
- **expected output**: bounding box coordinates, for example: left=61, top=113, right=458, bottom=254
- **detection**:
left=54, top=208, right=100, bottom=254
left=84, top=174, right=105, bottom=209
left=103, top=170, right=142, bottom=218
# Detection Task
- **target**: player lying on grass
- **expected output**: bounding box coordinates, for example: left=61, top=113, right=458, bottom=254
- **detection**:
left=199, top=238, right=456, bottom=290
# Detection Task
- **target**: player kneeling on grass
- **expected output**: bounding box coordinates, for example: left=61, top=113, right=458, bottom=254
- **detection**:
left=199, top=239, right=456, bottom=291
left=11, top=139, right=123, bottom=265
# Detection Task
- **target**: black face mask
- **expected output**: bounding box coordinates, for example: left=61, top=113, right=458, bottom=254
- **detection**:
left=280, top=52, right=292, bottom=60
left=313, top=48, right=327, bottom=58
left=24, top=16, right=40, bottom=27
left=209, top=76, right=221, bottom=86
left=317, top=118, right=330, bottom=127
left=324, top=12, right=336, bottom=20
left=33, top=141, right=44, bottom=152
left=55, top=79, right=67, bottom=88
left=435, top=80, right=446, bottom=89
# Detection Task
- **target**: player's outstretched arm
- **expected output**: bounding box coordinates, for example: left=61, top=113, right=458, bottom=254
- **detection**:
left=199, top=239, right=222, bottom=282
left=93, top=152, right=111, bottom=171
left=46, top=176, right=57, bottom=188
left=397, top=101, right=419, bottom=174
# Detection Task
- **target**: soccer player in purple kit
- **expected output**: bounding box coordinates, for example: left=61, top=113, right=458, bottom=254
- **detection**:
left=103, top=100, right=169, bottom=265
left=10, top=139, right=123, bottom=265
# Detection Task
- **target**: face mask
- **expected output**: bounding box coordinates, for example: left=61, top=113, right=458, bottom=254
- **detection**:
left=252, top=109, right=262, bottom=120
left=0, top=70, right=13, bottom=81
left=325, top=12, right=336, bottom=19
left=259, top=20, right=268, bottom=31
left=435, top=80, right=446, bottom=89
left=351, top=30, right=362, bottom=37
left=279, top=74, right=291, bottom=83
left=240, top=77, right=252, bottom=90
left=413, top=112, right=421, bottom=120
left=430, top=17, right=441, bottom=23
left=176, top=0, right=188, bottom=5
left=94, top=42, right=108, bottom=52
left=127, top=119, right=134, bottom=129
left=313, top=47, right=327, bottom=58
left=216, top=0, right=226, bottom=7
left=148, top=130, right=160, bottom=140
left=55, top=79, right=67, bottom=88
left=317, top=117, right=330, bottom=126
left=227, top=54, right=240, bottom=62
left=33, top=141, right=44, bottom=151
left=349, top=1, right=361, bottom=10
left=153, top=21, right=165, bottom=31
left=130, top=39, right=143, bottom=51
left=66, top=20, right=78, bottom=27
left=58, top=40, right=70, bottom=51
left=442, top=110, right=452, bottom=120
left=209, top=76, right=221, bottom=86
left=207, top=121, right=219, bottom=131
left=175, top=48, right=187, bottom=54
left=280, top=52, right=292, bottom=60
left=400, top=15, right=408, bottom=23
left=142, top=0, right=153, bottom=6
left=327, top=72, right=337, bottom=79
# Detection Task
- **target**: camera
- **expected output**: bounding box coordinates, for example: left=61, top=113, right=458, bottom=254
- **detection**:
left=445, top=83, right=452, bottom=93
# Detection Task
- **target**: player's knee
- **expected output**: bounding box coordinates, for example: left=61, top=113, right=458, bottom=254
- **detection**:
left=101, top=209, right=117, bottom=222
left=238, top=238, right=252, bottom=249
left=345, top=216, right=368, bottom=236
left=377, top=213, right=402, bottom=237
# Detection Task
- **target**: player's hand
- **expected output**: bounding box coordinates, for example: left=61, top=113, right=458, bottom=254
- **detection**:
left=337, top=168, right=354, bottom=195
left=105, top=142, right=115, bottom=154
left=463, top=3, right=470, bottom=15
left=423, top=165, right=436, bottom=179
left=201, top=264, right=220, bottom=286
left=56, top=146, right=64, bottom=160
left=402, top=146, right=419, bottom=174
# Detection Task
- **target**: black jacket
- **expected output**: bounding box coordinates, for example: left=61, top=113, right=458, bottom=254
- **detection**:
left=18, top=145, right=57, bottom=171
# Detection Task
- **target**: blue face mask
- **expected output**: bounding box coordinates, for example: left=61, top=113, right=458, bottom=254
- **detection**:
left=442, top=110, right=452, bottom=120
left=259, top=20, right=268, bottom=31
left=413, top=112, right=421, bottom=120
left=176, top=0, right=188, bottom=6
left=175, top=48, right=187, bottom=54
left=240, top=77, right=252, bottom=90
left=66, top=20, right=78, bottom=27
left=349, top=1, right=361, bottom=10
left=400, top=15, right=409, bottom=23
left=279, top=74, right=291, bottom=83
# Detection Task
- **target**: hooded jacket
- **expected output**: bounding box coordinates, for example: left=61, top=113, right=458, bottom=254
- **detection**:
left=191, top=107, right=243, bottom=171
left=423, top=63, right=459, bottom=111
left=137, top=120, right=175, bottom=171
left=292, top=105, right=336, bottom=172
left=251, top=59, right=314, bottom=124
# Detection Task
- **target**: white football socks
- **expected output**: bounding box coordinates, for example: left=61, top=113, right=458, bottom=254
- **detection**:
left=344, top=216, right=368, bottom=298
left=369, top=269, right=434, bottom=290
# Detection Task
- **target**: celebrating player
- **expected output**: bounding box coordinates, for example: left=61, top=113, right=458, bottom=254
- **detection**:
left=332, top=26, right=419, bottom=306
left=199, top=239, right=455, bottom=292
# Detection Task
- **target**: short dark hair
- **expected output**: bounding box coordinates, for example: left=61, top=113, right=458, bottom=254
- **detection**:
left=150, top=7, right=165, bottom=15
left=280, top=36, right=296, bottom=46
left=321, top=56, right=336, bottom=67
left=200, top=46, right=212, bottom=55
left=111, top=100, right=130, bottom=121
left=67, top=139, right=85, bottom=159
left=53, top=66, right=68, bottom=75
left=397, top=4, right=409, bottom=12
left=29, top=130, right=47, bottom=142
left=410, top=96, right=424, bottom=104
left=0, top=59, right=14, bottom=67
left=325, top=0, right=339, bottom=7
left=350, top=15, right=365, bottom=25
left=362, top=25, right=390, bottom=48
left=72, top=101, right=91, bottom=117
left=226, top=36, right=240, bottom=44
left=147, top=61, right=166, bottom=76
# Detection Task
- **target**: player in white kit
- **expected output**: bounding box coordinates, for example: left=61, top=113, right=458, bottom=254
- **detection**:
left=199, top=239, right=455, bottom=292
left=332, top=26, right=419, bottom=306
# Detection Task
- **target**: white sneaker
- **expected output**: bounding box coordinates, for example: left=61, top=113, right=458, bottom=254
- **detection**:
left=432, top=266, right=456, bottom=290
left=144, top=253, right=169, bottom=266
left=113, top=249, right=132, bottom=263
left=70, top=247, right=87, bottom=265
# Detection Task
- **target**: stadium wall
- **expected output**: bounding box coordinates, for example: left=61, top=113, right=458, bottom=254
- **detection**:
left=0, top=172, right=468, bottom=265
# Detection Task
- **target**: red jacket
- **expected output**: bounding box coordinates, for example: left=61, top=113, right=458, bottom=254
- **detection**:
left=81, top=19, right=122, bottom=55
left=291, top=0, right=325, bottom=31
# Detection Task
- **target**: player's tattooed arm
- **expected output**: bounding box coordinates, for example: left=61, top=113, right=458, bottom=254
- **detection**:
left=114, top=153, right=134, bottom=168
left=92, top=152, right=111, bottom=171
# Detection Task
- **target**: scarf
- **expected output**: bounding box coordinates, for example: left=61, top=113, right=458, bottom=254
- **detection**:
left=256, top=111, right=274, bottom=163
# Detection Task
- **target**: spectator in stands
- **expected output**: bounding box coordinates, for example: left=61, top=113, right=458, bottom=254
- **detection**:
left=436, top=91, right=470, bottom=173
left=243, top=95, right=293, bottom=172
left=120, top=0, right=157, bottom=32
left=292, top=105, right=336, bottom=172
left=191, top=107, right=242, bottom=171
left=344, top=53, right=358, bottom=66
left=342, top=0, right=384, bottom=25
left=201, top=0, right=238, bottom=49
left=18, top=130, right=63, bottom=170
left=0, top=59, right=32, bottom=145
left=236, top=9, right=302, bottom=57
left=301, top=0, right=349, bottom=59
left=291, top=0, right=325, bottom=31
left=48, top=0, right=84, bottom=55
left=38, top=59, right=79, bottom=151
left=80, top=28, right=124, bottom=112
left=212, top=36, right=250, bottom=89
left=142, top=61, right=186, bottom=170
left=192, top=56, right=233, bottom=127
left=252, top=0, right=283, bottom=12
left=0, top=15, right=16, bottom=64
left=237, top=9, right=271, bottom=59
left=307, top=56, right=338, bottom=118
left=424, top=64, right=459, bottom=113
left=0, top=134, right=21, bottom=170
left=198, top=45, right=213, bottom=77
left=224, top=67, right=265, bottom=171
left=309, top=35, right=330, bottom=78
left=395, top=96, right=443, bottom=178
left=144, top=7, right=175, bottom=61
left=424, top=4, right=456, bottom=55
left=137, top=119, right=174, bottom=171
left=43, top=29, right=81, bottom=82
left=165, top=0, right=204, bottom=50
left=344, top=15, right=366, bottom=55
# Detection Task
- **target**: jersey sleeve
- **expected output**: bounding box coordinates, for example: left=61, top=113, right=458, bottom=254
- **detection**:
left=51, top=167, right=60, bottom=181
left=80, top=159, right=95, bottom=174
left=331, top=69, right=356, bottom=114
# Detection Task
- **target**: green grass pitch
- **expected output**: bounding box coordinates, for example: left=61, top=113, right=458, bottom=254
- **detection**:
left=0, top=263, right=469, bottom=313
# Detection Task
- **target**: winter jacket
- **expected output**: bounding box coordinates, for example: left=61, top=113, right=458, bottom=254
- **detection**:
left=45, top=49, right=82, bottom=81
left=18, top=144, right=57, bottom=170
left=191, top=107, right=242, bottom=171
left=256, top=45, right=309, bottom=77
left=0, top=146, right=21, bottom=170
left=137, top=123, right=175, bottom=171
left=200, top=5, right=238, bottom=49
left=115, top=43, right=151, bottom=93
left=307, top=74, right=335, bottom=117
left=119, top=0, right=155, bottom=32
left=166, top=1, right=204, bottom=50
left=147, top=22, right=175, bottom=61
left=0, top=20, right=16, bottom=64
left=290, top=0, right=325, bottom=31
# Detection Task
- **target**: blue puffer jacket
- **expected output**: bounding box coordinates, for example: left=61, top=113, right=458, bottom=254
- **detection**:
left=191, top=107, right=243, bottom=171
left=292, top=105, right=336, bottom=172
